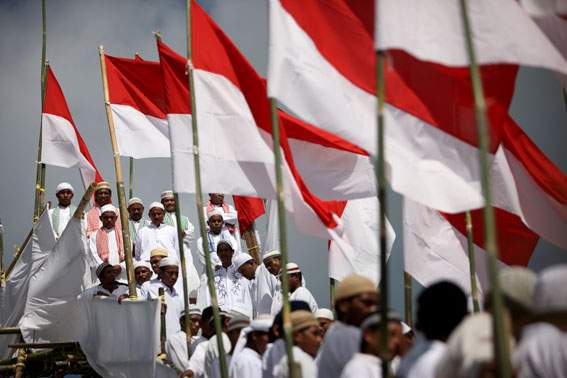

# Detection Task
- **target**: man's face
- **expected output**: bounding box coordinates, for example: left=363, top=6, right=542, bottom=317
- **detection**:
left=251, top=331, right=270, bottom=355
left=317, top=317, right=333, bottom=337
left=160, top=265, right=179, bottom=288
left=238, top=260, right=256, bottom=280
left=56, top=189, right=73, bottom=207
left=150, top=255, right=164, bottom=275
left=288, top=273, right=302, bottom=292
left=399, top=332, right=414, bottom=357
left=207, top=214, right=224, bottom=234
left=387, top=321, right=403, bottom=361
left=338, top=292, right=379, bottom=327
left=209, top=193, right=224, bottom=205
left=201, top=317, right=213, bottom=339
left=149, top=208, right=165, bottom=226
left=95, top=189, right=111, bottom=206
left=161, top=197, right=175, bottom=212
left=134, top=266, right=152, bottom=285
left=128, top=203, right=144, bottom=221
left=100, top=211, right=117, bottom=229
left=264, top=256, right=281, bottom=276
left=99, top=266, right=117, bottom=285
left=217, top=244, right=234, bottom=267
left=294, top=326, right=322, bottom=358
left=189, top=314, right=201, bottom=337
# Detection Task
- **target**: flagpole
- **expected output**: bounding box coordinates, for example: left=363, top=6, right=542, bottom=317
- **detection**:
left=465, top=211, right=481, bottom=312
left=186, top=2, right=227, bottom=376
left=330, top=278, right=336, bottom=314
left=404, top=272, right=412, bottom=327
left=0, top=220, right=4, bottom=280
left=242, top=227, right=261, bottom=264
left=459, top=1, right=511, bottom=376
left=98, top=45, right=137, bottom=299
left=33, top=0, right=48, bottom=223
left=128, top=157, right=134, bottom=199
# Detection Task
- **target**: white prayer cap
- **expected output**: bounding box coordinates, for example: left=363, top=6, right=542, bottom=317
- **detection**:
left=262, top=250, right=281, bottom=262
left=250, top=314, right=274, bottom=333
left=180, top=305, right=202, bottom=317
left=128, top=197, right=144, bottom=207
left=149, top=202, right=165, bottom=211
left=227, top=306, right=251, bottom=319
left=207, top=209, right=224, bottom=220
left=96, top=181, right=112, bottom=191
left=134, top=261, right=152, bottom=271
left=159, top=257, right=179, bottom=268
left=499, top=266, right=537, bottom=312
left=533, top=264, right=567, bottom=315
left=160, top=190, right=174, bottom=199
left=100, top=204, right=117, bottom=215
left=96, top=262, right=112, bottom=277
left=233, top=253, right=253, bottom=270
left=217, top=239, right=233, bottom=250
left=228, top=315, right=250, bottom=332
left=314, top=308, right=334, bottom=321
left=56, top=182, right=74, bottom=194
left=401, top=322, right=412, bottom=335
left=286, top=262, right=300, bottom=274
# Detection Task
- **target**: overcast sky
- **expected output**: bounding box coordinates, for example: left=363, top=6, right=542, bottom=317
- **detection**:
left=0, top=0, right=565, bottom=316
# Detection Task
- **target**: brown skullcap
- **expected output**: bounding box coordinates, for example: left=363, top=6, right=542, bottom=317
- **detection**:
left=291, top=310, right=319, bottom=332
left=150, top=248, right=168, bottom=258
left=335, top=275, right=378, bottom=300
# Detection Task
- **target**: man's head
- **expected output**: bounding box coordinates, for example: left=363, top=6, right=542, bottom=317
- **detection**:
left=201, top=307, right=215, bottom=339
left=150, top=248, right=168, bottom=275
left=359, top=311, right=402, bottom=360
left=55, top=182, right=74, bottom=207
left=416, top=281, right=467, bottom=342
left=134, top=261, right=153, bottom=286
left=96, top=262, right=117, bottom=285
left=127, top=198, right=144, bottom=221
left=271, top=300, right=311, bottom=342
left=208, top=193, right=225, bottom=206
left=100, top=205, right=118, bottom=230
left=207, top=210, right=224, bottom=234
left=228, top=315, right=250, bottom=349
left=286, top=263, right=302, bottom=293
left=246, top=315, right=273, bottom=356
left=314, top=308, right=335, bottom=337
left=291, top=310, right=322, bottom=358
left=160, top=190, right=175, bottom=213
left=263, top=250, right=281, bottom=276
left=235, top=254, right=256, bottom=280
left=159, top=257, right=179, bottom=289
left=216, top=240, right=235, bottom=268
left=148, top=202, right=166, bottom=226
left=95, top=182, right=112, bottom=206
left=180, top=305, right=202, bottom=336
left=335, top=275, right=379, bottom=326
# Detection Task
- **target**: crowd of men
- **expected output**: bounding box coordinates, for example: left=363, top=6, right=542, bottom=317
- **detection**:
left=50, top=182, right=567, bottom=377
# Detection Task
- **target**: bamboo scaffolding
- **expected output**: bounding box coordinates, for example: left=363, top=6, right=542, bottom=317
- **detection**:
left=465, top=211, right=481, bottom=312
left=404, top=272, right=412, bottom=327
left=269, top=98, right=298, bottom=378
left=459, top=1, right=511, bottom=376
left=98, top=46, right=137, bottom=298
left=186, top=2, right=227, bottom=376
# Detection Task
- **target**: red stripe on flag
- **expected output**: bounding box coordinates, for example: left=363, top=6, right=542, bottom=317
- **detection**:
left=233, top=196, right=265, bottom=232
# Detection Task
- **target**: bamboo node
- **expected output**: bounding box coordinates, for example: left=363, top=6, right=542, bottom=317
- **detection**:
left=187, top=59, right=194, bottom=70
left=247, top=245, right=259, bottom=251
left=13, top=244, right=20, bottom=252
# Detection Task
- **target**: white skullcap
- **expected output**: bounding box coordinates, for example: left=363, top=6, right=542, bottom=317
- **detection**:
left=286, top=262, right=300, bottom=274
left=160, top=190, right=174, bottom=199
left=533, top=264, right=567, bottom=315
left=128, top=197, right=144, bottom=207
left=262, top=250, right=281, bottom=262
left=401, top=322, right=412, bottom=335
left=228, top=315, right=250, bottom=332
left=217, top=239, right=233, bottom=250
left=96, top=181, right=112, bottom=191
left=207, top=209, right=224, bottom=220
left=314, top=308, right=334, bottom=321
left=96, top=262, right=112, bottom=277
left=250, top=315, right=274, bottom=333
left=134, top=261, right=152, bottom=271
left=499, top=266, right=537, bottom=312
left=159, top=257, right=179, bottom=268
left=149, top=202, right=165, bottom=211
left=181, top=304, right=202, bottom=317
left=227, top=306, right=251, bottom=319
left=100, top=204, right=117, bottom=215
left=233, top=253, right=253, bottom=270
left=56, top=182, right=74, bottom=194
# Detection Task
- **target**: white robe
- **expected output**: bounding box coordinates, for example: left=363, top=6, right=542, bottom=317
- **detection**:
left=135, top=223, right=178, bottom=262
left=188, top=341, right=208, bottom=378
left=406, top=340, right=446, bottom=378
left=204, top=333, right=232, bottom=378
left=78, top=282, right=129, bottom=300
left=229, top=347, right=263, bottom=378
left=250, top=264, right=279, bottom=316
left=140, top=280, right=184, bottom=338
left=197, top=231, right=240, bottom=272
left=263, top=340, right=284, bottom=378
left=317, top=321, right=361, bottom=378
left=196, top=264, right=252, bottom=315
left=273, top=345, right=318, bottom=378
left=48, top=205, right=72, bottom=237
left=88, top=228, right=127, bottom=282
left=165, top=330, right=191, bottom=372
left=290, top=287, right=318, bottom=314
left=340, top=353, right=382, bottom=378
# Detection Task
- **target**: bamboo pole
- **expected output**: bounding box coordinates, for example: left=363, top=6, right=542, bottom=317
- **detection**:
left=459, top=1, right=511, bottom=376
left=13, top=348, right=25, bottom=378
left=465, top=211, right=481, bottom=312
left=158, top=287, right=167, bottom=360
left=243, top=227, right=261, bottom=265
left=376, top=50, right=389, bottom=378
left=269, top=98, right=298, bottom=378
left=98, top=46, right=137, bottom=299
left=0, top=327, right=21, bottom=335
left=73, top=182, right=98, bottom=219
left=404, top=272, right=413, bottom=327
left=186, top=2, right=227, bottom=376
left=129, top=157, right=134, bottom=199
left=330, top=278, right=336, bottom=314
left=0, top=220, right=4, bottom=278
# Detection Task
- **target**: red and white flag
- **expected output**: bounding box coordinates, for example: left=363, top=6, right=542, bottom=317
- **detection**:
left=42, top=67, right=103, bottom=189
left=233, top=196, right=265, bottom=233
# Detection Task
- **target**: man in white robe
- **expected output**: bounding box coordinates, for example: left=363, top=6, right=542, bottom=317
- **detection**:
left=166, top=305, right=202, bottom=373
left=185, top=306, right=215, bottom=378
left=286, top=263, right=318, bottom=313
left=230, top=316, right=272, bottom=378
left=135, top=202, right=178, bottom=261
left=234, top=253, right=279, bottom=316
left=85, top=182, right=119, bottom=239
left=204, top=193, right=241, bottom=252
left=134, top=260, right=153, bottom=297
left=127, top=197, right=149, bottom=250
left=161, top=190, right=195, bottom=249
left=78, top=262, right=129, bottom=300
left=340, top=312, right=382, bottom=378
left=197, top=209, right=239, bottom=272
left=48, top=182, right=77, bottom=239
left=317, top=275, right=379, bottom=378
left=315, top=308, right=335, bottom=338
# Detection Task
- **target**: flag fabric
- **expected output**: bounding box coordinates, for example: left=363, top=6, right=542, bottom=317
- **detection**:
left=104, top=54, right=170, bottom=158
left=42, top=67, right=103, bottom=189
left=233, top=195, right=265, bottom=233
left=263, top=199, right=280, bottom=253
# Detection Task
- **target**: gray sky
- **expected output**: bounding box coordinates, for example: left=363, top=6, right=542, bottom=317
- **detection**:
left=0, top=0, right=566, bottom=317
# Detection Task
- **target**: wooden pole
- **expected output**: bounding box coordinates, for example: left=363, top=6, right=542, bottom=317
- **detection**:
left=129, top=157, right=134, bottom=199
left=242, top=227, right=261, bottom=265
left=98, top=46, right=137, bottom=299
left=186, top=2, right=227, bottom=376
left=73, top=182, right=98, bottom=219
left=330, top=278, right=336, bottom=314
left=0, top=327, right=21, bottom=335
left=465, top=211, right=481, bottom=312
left=0, top=220, right=4, bottom=278
left=14, top=348, right=26, bottom=378
left=404, top=272, right=413, bottom=327
left=158, top=287, right=167, bottom=360
left=459, top=1, right=511, bottom=376
left=269, top=98, right=298, bottom=378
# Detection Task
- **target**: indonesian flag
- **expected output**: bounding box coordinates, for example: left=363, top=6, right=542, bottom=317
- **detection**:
left=104, top=54, right=170, bottom=158
left=42, top=67, right=103, bottom=189
left=158, top=3, right=356, bottom=261
left=233, top=196, right=265, bottom=233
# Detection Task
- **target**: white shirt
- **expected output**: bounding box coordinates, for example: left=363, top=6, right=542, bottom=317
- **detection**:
left=196, top=265, right=252, bottom=315
left=78, top=282, right=129, bottom=300
left=273, top=345, right=318, bottom=378
left=197, top=231, right=239, bottom=272
left=188, top=340, right=208, bottom=378
left=88, top=228, right=127, bottom=282
left=135, top=223, right=179, bottom=262
left=340, top=353, right=382, bottom=378
left=250, top=264, right=279, bottom=316
left=48, top=205, right=72, bottom=237
left=290, top=287, right=319, bottom=314
left=317, top=321, right=362, bottom=378
left=204, top=333, right=232, bottom=378
left=230, top=347, right=263, bottom=378
left=140, top=280, right=183, bottom=338
left=165, top=330, right=191, bottom=372
left=406, top=340, right=446, bottom=378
